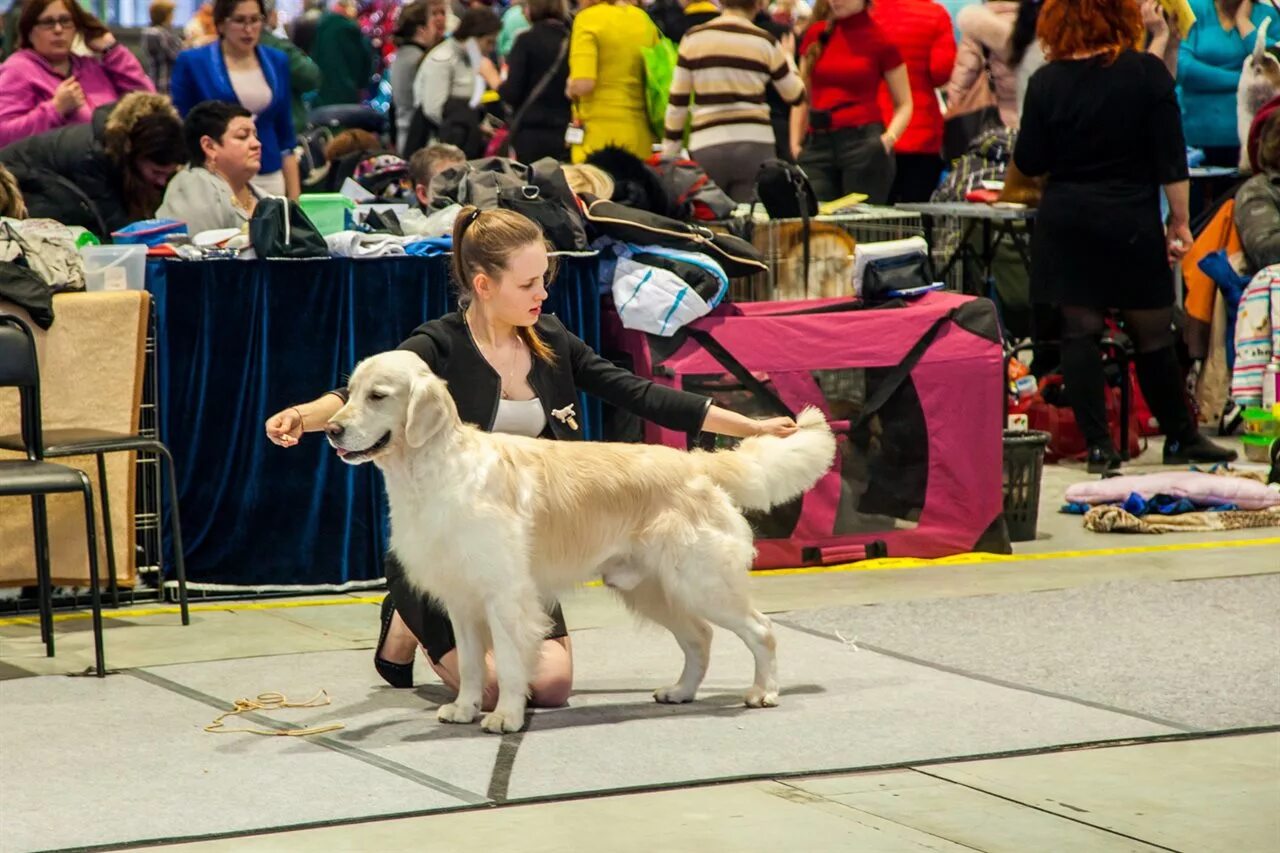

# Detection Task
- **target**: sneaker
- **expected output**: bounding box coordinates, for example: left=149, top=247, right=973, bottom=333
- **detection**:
left=1162, top=434, right=1238, bottom=465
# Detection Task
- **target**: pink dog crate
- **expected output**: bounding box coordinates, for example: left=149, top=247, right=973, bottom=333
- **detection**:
left=605, top=291, right=1009, bottom=567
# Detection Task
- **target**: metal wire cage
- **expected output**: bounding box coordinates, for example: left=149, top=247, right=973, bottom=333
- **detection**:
left=132, top=299, right=164, bottom=598
left=718, top=206, right=951, bottom=303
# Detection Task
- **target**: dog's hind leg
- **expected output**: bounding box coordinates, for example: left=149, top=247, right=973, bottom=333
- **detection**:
left=614, top=577, right=713, bottom=704
left=713, top=608, right=779, bottom=708
left=663, top=527, right=779, bottom=708
left=480, top=594, right=549, bottom=734
left=437, top=604, right=486, bottom=725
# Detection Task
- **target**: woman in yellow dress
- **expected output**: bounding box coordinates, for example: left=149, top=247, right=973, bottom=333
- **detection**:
left=566, top=0, right=659, bottom=163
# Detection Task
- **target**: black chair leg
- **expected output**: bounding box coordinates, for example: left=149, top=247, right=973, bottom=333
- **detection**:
left=95, top=453, right=120, bottom=608
left=30, top=495, right=54, bottom=656
left=157, top=445, right=189, bottom=625
left=78, top=476, right=106, bottom=677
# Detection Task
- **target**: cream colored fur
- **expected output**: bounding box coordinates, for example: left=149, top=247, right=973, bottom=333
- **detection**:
left=330, top=350, right=836, bottom=734
left=1238, top=19, right=1280, bottom=173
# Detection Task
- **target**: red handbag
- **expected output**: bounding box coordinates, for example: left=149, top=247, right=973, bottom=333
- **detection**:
left=1025, top=375, right=1144, bottom=461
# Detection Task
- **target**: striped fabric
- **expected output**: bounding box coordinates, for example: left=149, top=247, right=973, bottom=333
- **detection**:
left=1232, top=265, right=1280, bottom=406
left=663, top=15, right=805, bottom=153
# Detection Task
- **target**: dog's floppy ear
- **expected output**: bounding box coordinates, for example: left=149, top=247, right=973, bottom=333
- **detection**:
left=404, top=374, right=449, bottom=448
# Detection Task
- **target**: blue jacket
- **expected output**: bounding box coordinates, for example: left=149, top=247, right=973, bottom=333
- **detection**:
left=1178, top=0, right=1279, bottom=148
left=170, top=42, right=298, bottom=175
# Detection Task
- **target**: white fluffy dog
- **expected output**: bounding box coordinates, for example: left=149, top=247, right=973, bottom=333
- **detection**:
left=1238, top=18, right=1280, bottom=173
left=327, top=350, right=836, bottom=733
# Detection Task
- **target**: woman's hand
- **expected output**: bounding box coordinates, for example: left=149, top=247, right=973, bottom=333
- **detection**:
left=265, top=406, right=304, bottom=447
left=1141, top=0, right=1168, bottom=36
left=86, top=31, right=116, bottom=53
left=880, top=132, right=896, bottom=154
left=754, top=417, right=799, bottom=438
left=52, top=77, right=84, bottom=117
left=1166, top=220, right=1193, bottom=266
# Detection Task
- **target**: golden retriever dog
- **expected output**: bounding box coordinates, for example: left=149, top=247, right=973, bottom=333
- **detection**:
left=326, top=351, right=836, bottom=734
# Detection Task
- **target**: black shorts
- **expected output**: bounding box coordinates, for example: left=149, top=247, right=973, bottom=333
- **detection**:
left=384, top=552, right=569, bottom=665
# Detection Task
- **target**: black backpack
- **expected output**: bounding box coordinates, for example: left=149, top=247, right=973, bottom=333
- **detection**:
left=249, top=198, right=328, bottom=259
left=754, top=159, right=817, bottom=219
left=754, top=159, right=819, bottom=292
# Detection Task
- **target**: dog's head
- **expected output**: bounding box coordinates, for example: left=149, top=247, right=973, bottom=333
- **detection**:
left=326, top=351, right=459, bottom=465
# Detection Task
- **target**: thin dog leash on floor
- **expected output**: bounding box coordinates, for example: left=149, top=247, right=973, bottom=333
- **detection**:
left=204, top=690, right=345, bottom=737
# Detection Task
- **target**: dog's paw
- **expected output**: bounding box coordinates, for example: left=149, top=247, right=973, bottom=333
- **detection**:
left=653, top=684, right=696, bottom=704
left=480, top=710, right=525, bottom=734
left=744, top=686, right=779, bottom=708
left=437, top=702, right=479, bottom=725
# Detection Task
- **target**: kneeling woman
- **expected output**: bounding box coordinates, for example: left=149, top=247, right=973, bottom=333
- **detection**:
left=265, top=208, right=795, bottom=709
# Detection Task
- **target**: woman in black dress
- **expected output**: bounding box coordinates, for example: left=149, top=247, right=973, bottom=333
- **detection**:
left=1014, top=0, right=1235, bottom=472
left=265, top=208, right=798, bottom=708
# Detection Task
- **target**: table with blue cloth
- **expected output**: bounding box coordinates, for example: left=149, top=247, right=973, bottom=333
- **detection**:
left=146, top=255, right=602, bottom=591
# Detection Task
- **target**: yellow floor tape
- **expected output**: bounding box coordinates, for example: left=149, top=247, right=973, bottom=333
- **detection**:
left=2, top=536, right=1276, bottom=628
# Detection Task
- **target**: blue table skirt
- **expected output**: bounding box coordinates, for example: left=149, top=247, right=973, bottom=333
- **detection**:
left=147, top=256, right=601, bottom=589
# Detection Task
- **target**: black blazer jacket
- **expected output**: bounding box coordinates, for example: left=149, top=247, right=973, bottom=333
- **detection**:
left=334, top=311, right=711, bottom=441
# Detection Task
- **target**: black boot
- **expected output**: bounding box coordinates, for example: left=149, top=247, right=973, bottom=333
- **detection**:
left=1163, top=434, right=1239, bottom=465
left=1086, top=443, right=1123, bottom=475
left=1061, top=334, right=1112, bottom=452
left=1133, top=347, right=1237, bottom=465
left=374, top=594, right=415, bottom=688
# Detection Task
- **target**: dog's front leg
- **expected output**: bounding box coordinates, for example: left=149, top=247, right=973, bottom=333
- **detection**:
left=480, top=598, right=533, bottom=734
left=437, top=607, right=485, bottom=725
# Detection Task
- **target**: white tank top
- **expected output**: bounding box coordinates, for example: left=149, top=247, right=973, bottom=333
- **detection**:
left=492, top=397, right=547, bottom=437
left=229, top=65, right=273, bottom=116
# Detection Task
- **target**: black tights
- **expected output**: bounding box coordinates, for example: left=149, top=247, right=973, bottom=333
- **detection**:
left=1059, top=305, right=1193, bottom=449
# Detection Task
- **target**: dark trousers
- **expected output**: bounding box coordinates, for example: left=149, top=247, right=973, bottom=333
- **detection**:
left=797, top=123, right=895, bottom=204
left=889, top=153, right=945, bottom=203
left=513, top=126, right=570, bottom=164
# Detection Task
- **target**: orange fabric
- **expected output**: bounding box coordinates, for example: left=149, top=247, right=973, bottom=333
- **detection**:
left=1182, top=200, right=1240, bottom=324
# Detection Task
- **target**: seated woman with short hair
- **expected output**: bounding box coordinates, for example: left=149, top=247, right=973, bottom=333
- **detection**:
left=156, top=100, right=264, bottom=235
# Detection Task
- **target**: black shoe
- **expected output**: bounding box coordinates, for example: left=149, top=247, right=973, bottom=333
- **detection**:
left=1086, top=443, right=1122, bottom=475
left=1162, top=434, right=1238, bottom=465
left=374, top=594, right=414, bottom=688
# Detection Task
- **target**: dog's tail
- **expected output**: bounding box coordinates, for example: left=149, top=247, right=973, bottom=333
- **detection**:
left=696, top=407, right=836, bottom=511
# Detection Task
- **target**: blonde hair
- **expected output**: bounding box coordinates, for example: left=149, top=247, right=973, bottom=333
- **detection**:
left=0, top=164, right=27, bottom=219
left=561, top=164, right=614, bottom=199
left=451, top=206, right=557, bottom=364
left=800, top=0, right=833, bottom=85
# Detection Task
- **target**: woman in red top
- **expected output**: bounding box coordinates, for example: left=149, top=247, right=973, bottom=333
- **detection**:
left=870, top=0, right=955, bottom=202
left=791, top=0, right=912, bottom=204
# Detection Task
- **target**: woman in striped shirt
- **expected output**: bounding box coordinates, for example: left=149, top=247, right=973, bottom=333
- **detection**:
left=663, top=0, right=806, bottom=202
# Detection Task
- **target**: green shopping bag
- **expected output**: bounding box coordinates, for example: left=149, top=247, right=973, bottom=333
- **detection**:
left=641, top=37, right=679, bottom=139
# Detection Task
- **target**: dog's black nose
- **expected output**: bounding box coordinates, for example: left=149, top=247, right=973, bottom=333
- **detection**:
left=325, top=422, right=344, bottom=438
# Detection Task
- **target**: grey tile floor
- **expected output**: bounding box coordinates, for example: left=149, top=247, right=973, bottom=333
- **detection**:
left=1, top=446, right=1277, bottom=852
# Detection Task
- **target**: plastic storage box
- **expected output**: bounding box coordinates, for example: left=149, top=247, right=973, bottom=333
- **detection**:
left=297, top=193, right=355, bottom=237
left=81, top=243, right=147, bottom=291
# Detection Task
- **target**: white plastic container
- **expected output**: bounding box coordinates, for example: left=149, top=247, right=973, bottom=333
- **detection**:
left=81, top=244, right=147, bottom=292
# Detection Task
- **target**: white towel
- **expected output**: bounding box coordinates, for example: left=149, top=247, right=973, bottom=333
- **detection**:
left=325, top=231, right=410, bottom=258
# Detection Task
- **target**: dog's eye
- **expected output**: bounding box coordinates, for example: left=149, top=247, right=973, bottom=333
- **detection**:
left=368, top=391, right=387, bottom=402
